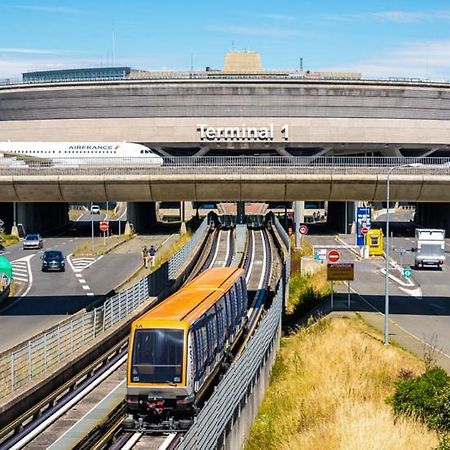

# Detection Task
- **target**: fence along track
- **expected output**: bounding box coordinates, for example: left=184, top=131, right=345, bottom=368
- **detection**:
left=0, top=217, right=208, bottom=400
left=177, top=216, right=289, bottom=449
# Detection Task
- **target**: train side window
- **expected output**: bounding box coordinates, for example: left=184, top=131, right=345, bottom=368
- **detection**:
left=210, top=312, right=218, bottom=353
left=226, top=291, right=235, bottom=331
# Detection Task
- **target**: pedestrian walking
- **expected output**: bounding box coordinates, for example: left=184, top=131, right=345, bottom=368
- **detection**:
left=149, top=244, right=157, bottom=267
left=142, top=246, right=149, bottom=268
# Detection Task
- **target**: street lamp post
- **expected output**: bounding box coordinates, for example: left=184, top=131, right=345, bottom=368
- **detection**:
left=384, top=163, right=423, bottom=345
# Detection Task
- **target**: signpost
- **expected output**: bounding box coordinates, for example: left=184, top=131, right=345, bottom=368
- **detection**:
left=299, top=225, right=308, bottom=235
left=99, top=221, right=109, bottom=246
left=356, top=206, right=371, bottom=246
left=394, top=247, right=407, bottom=271
left=402, top=267, right=413, bottom=279
left=99, top=221, right=109, bottom=232
left=327, top=263, right=355, bottom=310
left=327, top=249, right=340, bottom=263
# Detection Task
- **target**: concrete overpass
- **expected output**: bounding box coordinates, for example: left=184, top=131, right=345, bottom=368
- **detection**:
left=1, top=78, right=450, bottom=157
left=0, top=157, right=449, bottom=202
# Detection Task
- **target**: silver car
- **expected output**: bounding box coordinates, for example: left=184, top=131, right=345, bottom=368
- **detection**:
left=23, top=233, right=44, bottom=250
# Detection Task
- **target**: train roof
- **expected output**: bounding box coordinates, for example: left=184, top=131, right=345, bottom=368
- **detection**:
left=133, top=267, right=244, bottom=329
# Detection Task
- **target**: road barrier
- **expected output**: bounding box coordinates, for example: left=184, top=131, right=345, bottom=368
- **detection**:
left=0, top=217, right=208, bottom=399
left=1, top=156, right=450, bottom=177
left=178, top=216, right=290, bottom=449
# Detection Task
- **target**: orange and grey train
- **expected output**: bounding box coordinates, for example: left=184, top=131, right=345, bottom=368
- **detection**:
left=126, top=267, right=247, bottom=426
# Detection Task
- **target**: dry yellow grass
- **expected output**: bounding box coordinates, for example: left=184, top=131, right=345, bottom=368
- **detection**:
left=245, top=317, right=438, bottom=450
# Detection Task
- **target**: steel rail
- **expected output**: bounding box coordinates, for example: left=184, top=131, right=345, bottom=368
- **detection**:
left=0, top=338, right=128, bottom=447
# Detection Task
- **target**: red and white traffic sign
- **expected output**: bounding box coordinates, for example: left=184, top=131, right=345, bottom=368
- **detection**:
left=327, top=249, right=340, bottom=263
left=361, top=226, right=370, bottom=235
left=299, top=225, right=308, bottom=235
left=99, top=221, right=109, bottom=232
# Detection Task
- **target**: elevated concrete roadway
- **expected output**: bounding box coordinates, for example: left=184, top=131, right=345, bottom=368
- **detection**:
left=1, top=171, right=450, bottom=202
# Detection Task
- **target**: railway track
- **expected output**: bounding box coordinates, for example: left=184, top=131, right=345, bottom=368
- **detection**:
left=0, top=221, right=278, bottom=449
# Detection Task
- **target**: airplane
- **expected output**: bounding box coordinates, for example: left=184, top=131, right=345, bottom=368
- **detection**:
left=0, top=142, right=164, bottom=167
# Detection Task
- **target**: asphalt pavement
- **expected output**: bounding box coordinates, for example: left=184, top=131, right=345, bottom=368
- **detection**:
left=0, top=217, right=176, bottom=352
left=307, top=219, right=450, bottom=371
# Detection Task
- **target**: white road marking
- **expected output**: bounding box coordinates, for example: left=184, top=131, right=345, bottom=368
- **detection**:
left=75, top=274, right=82, bottom=278
left=86, top=292, right=94, bottom=296
left=67, top=254, right=103, bottom=273
left=78, top=279, right=86, bottom=284
left=82, top=285, right=90, bottom=290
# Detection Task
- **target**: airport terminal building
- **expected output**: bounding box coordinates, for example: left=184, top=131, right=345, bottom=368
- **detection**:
left=1, top=52, right=450, bottom=158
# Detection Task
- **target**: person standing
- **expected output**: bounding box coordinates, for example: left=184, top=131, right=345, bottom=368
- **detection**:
left=149, top=245, right=157, bottom=267
left=142, top=246, right=149, bottom=268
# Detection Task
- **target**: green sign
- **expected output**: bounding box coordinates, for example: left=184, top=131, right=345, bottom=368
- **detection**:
left=402, top=267, right=413, bottom=279
left=0, top=256, right=12, bottom=280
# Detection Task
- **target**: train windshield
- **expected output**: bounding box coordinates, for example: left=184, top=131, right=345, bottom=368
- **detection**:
left=131, top=329, right=184, bottom=383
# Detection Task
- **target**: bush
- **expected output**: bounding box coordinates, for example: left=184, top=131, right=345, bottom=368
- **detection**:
left=388, top=366, right=450, bottom=432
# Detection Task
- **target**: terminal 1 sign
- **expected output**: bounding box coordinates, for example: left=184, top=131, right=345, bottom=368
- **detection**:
left=197, top=123, right=289, bottom=141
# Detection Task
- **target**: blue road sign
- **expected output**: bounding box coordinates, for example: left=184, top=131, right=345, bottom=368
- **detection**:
left=356, top=206, right=371, bottom=246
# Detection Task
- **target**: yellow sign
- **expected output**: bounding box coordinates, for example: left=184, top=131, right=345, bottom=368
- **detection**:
left=366, top=229, right=384, bottom=256
left=327, top=263, right=354, bottom=281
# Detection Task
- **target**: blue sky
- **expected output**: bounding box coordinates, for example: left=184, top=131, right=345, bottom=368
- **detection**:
left=1, top=0, right=450, bottom=80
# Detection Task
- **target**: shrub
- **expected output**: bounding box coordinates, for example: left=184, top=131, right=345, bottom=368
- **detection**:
left=388, top=366, right=450, bottom=431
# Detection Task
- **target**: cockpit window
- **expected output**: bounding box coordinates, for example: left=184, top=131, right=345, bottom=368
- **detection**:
left=131, top=329, right=184, bottom=383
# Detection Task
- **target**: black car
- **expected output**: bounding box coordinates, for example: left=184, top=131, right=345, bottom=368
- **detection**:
left=41, top=250, right=65, bottom=272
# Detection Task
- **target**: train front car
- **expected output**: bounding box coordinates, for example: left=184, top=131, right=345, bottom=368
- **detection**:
left=126, top=320, right=193, bottom=430
left=125, top=267, right=247, bottom=432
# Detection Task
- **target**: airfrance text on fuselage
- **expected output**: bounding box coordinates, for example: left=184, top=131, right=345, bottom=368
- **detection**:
left=197, top=124, right=289, bottom=141
left=68, top=145, right=115, bottom=150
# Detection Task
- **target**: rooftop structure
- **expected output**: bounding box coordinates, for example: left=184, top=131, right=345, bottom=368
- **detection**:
left=22, top=67, right=131, bottom=83
left=223, top=51, right=262, bottom=73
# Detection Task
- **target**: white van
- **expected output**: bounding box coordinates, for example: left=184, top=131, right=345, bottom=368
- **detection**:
left=90, top=205, right=100, bottom=215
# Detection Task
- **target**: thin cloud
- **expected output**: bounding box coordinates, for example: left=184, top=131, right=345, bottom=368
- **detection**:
left=0, top=48, right=56, bottom=54
left=369, top=11, right=434, bottom=23
left=13, top=5, right=85, bottom=14
left=254, top=13, right=296, bottom=22
left=330, top=40, right=450, bottom=80
left=207, top=25, right=307, bottom=38
left=322, top=10, right=450, bottom=24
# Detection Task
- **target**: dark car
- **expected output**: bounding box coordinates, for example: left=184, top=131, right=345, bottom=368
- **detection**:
left=23, top=233, right=44, bottom=250
left=41, top=250, right=65, bottom=272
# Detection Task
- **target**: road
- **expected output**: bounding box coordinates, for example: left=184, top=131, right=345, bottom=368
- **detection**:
left=0, top=214, right=175, bottom=352
left=308, top=219, right=450, bottom=369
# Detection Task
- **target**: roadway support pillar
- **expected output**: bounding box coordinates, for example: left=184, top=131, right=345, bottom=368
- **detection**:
left=126, top=202, right=158, bottom=233
left=237, top=202, right=245, bottom=225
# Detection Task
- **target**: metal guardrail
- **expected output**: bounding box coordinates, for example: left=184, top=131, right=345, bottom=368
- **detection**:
left=1, top=73, right=450, bottom=87
left=1, top=156, right=450, bottom=177
left=178, top=216, right=289, bottom=449
left=0, top=217, right=208, bottom=399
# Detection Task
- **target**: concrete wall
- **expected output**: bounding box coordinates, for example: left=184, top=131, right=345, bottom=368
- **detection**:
left=0, top=202, right=68, bottom=234
left=1, top=80, right=450, bottom=147
left=126, top=202, right=157, bottom=233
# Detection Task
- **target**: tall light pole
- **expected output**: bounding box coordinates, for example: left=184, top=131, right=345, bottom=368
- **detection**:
left=384, top=163, right=423, bottom=345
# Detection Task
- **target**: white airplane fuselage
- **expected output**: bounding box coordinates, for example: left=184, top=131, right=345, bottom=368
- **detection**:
left=0, top=142, right=163, bottom=165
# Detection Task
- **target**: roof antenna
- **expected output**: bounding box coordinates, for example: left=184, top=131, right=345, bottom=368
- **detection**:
left=112, top=31, right=116, bottom=66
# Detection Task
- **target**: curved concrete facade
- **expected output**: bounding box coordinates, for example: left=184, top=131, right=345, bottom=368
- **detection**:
left=1, top=79, right=450, bottom=154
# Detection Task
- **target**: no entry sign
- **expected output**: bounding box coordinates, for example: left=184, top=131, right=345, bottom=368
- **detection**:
left=99, top=221, right=109, bottom=232
left=327, top=250, right=340, bottom=263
